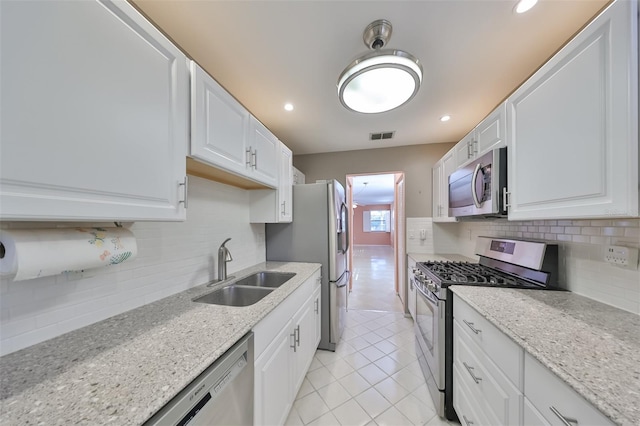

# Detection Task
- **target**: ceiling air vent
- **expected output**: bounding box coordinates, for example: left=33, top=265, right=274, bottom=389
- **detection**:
left=369, top=131, right=395, bottom=141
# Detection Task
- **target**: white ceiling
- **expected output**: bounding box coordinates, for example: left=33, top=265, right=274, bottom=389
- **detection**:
left=352, top=173, right=396, bottom=206
left=133, top=0, right=609, bottom=155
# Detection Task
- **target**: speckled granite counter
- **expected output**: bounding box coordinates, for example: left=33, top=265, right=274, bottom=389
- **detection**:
left=0, top=261, right=320, bottom=425
left=408, top=252, right=477, bottom=263
left=450, top=286, right=640, bottom=426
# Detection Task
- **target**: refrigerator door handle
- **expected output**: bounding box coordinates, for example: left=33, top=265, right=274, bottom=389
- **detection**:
left=335, top=270, right=349, bottom=287
left=342, top=202, right=350, bottom=254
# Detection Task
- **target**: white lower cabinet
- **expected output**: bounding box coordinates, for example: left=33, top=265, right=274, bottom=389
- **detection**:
left=524, top=353, right=614, bottom=426
left=1, top=0, right=188, bottom=221
left=453, top=295, right=523, bottom=426
left=253, top=269, right=321, bottom=426
left=453, top=294, right=615, bottom=426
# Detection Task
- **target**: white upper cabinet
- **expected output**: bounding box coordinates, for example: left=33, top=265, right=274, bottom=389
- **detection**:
left=433, top=148, right=457, bottom=222
left=250, top=141, right=293, bottom=223
left=475, top=102, right=507, bottom=156
left=190, top=62, right=251, bottom=177
left=248, top=117, right=279, bottom=188
left=0, top=0, right=188, bottom=221
left=506, top=0, right=638, bottom=220
left=455, top=102, right=507, bottom=168
left=455, top=129, right=477, bottom=168
left=190, top=61, right=278, bottom=189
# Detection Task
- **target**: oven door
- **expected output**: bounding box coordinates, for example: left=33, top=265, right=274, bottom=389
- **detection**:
left=414, top=282, right=446, bottom=411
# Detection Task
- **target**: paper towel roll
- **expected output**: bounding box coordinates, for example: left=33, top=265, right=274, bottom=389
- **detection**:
left=0, top=227, right=137, bottom=281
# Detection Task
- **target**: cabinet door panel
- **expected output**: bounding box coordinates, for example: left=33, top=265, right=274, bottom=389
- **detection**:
left=476, top=102, right=506, bottom=156
left=255, top=323, right=294, bottom=426
left=191, top=62, right=249, bottom=175
left=507, top=0, right=638, bottom=219
left=250, top=118, right=279, bottom=188
left=1, top=0, right=187, bottom=221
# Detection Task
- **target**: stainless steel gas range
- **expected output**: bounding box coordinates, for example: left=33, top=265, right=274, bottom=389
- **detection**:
left=411, top=237, right=559, bottom=420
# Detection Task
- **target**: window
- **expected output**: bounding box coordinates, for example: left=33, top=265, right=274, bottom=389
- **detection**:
left=363, top=210, right=391, bottom=232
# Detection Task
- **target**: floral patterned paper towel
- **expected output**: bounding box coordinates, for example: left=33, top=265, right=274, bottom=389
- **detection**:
left=0, top=227, right=138, bottom=281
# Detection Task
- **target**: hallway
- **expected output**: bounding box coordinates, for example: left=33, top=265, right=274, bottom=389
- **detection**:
left=348, top=245, right=404, bottom=313
left=286, top=245, right=453, bottom=426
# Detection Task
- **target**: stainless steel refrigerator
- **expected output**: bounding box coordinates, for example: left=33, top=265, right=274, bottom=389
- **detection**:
left=266, top=180, right=349, bottom=351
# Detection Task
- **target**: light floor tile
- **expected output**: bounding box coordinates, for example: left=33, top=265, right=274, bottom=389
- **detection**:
left=295, top=378, right=315, bottom=400
left=331, top=398, right=372, bottom=426
left=324, top=358, right=355, bottom=379
left=343, top=351, right=372, bottom=370
left=315, top=349, right=343, bottom=366
left=292, top=392, right=331, bottom=425
left=316, top=381, right=353, bottom=410
left=374, top=376, right=411, bottom=405
left=358, top=363, right=389, bottom=386
left=306, top=411, right=341, bottom=426
left=355, top=387, right=392, bottom=419
left=392, top=366, right=426, bottom=392
left=374, top=355, right=404, bottom=376
left=306, top=366, right=336, bottom=389
left=394, top=394, right=437, bottom=425
left=288, top=245, right=461, bottom=426
left=374, top=406, right=415, bottom=426
left=284, top=407, right=304, bottom=426
left=339, top=371, right=371, bottom=397
left=360, top=345, right=386, bottom=362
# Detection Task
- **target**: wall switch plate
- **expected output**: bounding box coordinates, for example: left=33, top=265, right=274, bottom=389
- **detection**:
left=604, top=245, right=639, bottom=269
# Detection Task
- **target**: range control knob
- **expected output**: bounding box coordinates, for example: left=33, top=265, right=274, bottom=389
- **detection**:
left=427, top=283, right=436, bottom=292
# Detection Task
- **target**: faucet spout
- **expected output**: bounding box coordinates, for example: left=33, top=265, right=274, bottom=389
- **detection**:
left=218, top=238, right=233, bottom=281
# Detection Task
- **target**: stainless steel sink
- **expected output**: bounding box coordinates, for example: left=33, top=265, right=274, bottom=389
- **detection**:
left=233, top=272, right=296, bottom=288
left=194, top=286, right=274, bottom=307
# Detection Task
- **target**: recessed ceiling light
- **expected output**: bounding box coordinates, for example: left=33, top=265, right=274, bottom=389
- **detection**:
left=440, top=115, right=451, bottom=122
left=514, top=0, right=538, bottom=14
left=284, top=103, right=294, bottom=111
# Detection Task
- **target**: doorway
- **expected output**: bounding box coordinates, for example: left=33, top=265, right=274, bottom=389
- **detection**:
left=346, top=172, right=406, bottom=314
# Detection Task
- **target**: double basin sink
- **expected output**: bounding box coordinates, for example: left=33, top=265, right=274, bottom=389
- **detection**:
left=194, top=272, right=296, bottom=307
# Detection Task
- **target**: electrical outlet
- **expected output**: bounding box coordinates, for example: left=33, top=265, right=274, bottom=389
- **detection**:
left=409, top=232, right=415, bottom=240
left=604, top=245, right=639, bottom=269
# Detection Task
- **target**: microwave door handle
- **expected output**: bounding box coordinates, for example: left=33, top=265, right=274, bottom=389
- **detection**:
left=471, top=163, right=482, bottom=208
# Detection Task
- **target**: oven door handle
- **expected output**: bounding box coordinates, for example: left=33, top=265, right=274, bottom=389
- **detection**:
left=471, top=163, right=482, bottom=208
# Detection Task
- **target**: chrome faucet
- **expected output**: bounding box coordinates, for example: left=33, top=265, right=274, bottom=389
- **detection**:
left=218, top=238, right=233, bottom=281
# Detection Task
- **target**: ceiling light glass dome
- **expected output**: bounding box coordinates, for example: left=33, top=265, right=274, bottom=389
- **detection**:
left=337, top=20, right=423, bottom=114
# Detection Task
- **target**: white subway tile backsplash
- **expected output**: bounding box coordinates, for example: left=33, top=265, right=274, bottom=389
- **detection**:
left=0, top=176, right=266, bottom=356
left=437, top=217, right=640, bottom=315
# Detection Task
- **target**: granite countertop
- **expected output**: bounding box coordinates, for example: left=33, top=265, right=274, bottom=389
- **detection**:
left=0, top=261, right=321, bottom=425
left=408, top=252, right=477, bottom=263
left=450, top=286, right=640, bottom=426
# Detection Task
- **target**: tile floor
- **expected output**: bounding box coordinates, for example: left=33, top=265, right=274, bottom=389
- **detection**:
left=285, top=245, right=456, bottom=426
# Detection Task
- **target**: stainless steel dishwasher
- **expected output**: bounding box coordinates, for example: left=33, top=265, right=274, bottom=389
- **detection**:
left=144, top=332, right=254, bottom=426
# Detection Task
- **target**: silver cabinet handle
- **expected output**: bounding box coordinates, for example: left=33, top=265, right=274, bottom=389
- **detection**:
left=550, top=406, right=578, bottom=426
left=463, top=362, right=482, bottom=384
left=252, top=149, right=257, bottom=169
left=178, top=176, right=189, bottom=209
left=467, top=141, right=473, bottom=159
left=463, top=320, right=481, bottom=334
left=295, top=325, right=300, bottom=347
left=462, top=415, right=474, bottom=425
left=290, top=330, right=297, bottom=352
left=246, top=147, right=253, bottom=167
left=314, top=299, right=319, bottom=314
left=281, top=201, right=286, bottom=216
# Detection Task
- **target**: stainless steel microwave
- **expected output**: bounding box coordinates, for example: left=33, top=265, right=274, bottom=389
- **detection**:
left=448, top=147, right=507, bottom=218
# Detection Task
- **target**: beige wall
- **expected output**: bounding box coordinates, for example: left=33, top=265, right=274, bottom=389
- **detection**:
left=294, top=143, right=455, bottom=218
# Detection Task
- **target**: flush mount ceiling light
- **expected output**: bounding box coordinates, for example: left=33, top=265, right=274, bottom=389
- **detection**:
left=337, top=19, right=423, bottom=114
left=514, top=0, right=538, bottom=14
